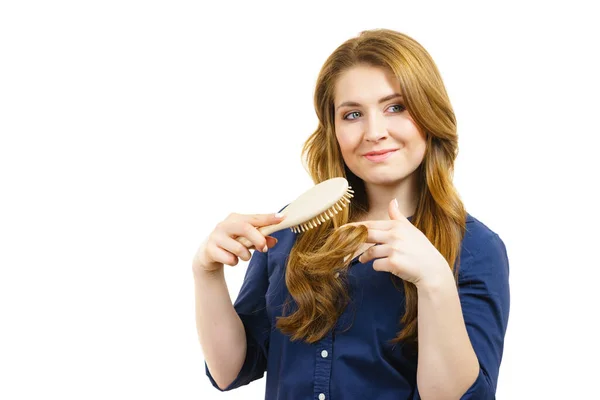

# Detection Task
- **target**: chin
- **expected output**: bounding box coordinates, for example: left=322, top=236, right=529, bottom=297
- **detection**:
left=357, top=171, right=408, bottom=186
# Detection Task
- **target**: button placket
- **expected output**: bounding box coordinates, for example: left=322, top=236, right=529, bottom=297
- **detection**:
left=313, top=332, right=333, bottom=400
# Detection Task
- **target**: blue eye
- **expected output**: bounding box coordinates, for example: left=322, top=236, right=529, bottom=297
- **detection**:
left=388, top=104, right=406, bottom=113
left=344, top=111, right=361, bottom=120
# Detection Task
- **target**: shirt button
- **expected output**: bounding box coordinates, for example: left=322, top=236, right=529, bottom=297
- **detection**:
left=319, top=394, right=326, bottom=400
left=321, top=350, right=328, bottom=358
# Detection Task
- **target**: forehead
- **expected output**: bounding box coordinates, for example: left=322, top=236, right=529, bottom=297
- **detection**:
left=334, top=65, right=401, bottom=104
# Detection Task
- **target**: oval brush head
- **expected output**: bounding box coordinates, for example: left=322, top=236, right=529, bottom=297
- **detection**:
left=236, top=177, right=354, bottom=248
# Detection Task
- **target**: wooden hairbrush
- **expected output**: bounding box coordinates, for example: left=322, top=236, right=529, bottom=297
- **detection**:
left=236, top=177, right=354, bottom=248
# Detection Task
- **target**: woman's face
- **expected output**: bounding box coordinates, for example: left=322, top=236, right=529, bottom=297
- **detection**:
left=333, top=64, right=426, bottom=186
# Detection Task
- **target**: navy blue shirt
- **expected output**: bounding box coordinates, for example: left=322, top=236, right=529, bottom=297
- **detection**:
left=205, top=213, right=510, bottom=399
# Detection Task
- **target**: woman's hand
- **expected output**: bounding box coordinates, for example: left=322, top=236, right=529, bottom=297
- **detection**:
left=193, top=212, right=285, bottom=274
left=344, top=199, right=451, bottom=287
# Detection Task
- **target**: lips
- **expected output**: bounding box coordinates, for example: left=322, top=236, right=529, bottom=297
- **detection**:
left=364, top=149, right=397, bottom=162
left=364, top=148, right=397, bottom=156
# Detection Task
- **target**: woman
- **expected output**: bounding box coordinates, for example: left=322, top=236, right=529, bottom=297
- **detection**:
left=193, top=28, right=510, bottom=399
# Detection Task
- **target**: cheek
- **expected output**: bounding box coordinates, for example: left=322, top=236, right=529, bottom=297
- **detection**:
left=411, top=138, right=427, bottom=165
left=336, top=136, right=351, bottom=153
left=406, top=124, right=427, bottom=154
left=335, top=127, right=357, bottom=155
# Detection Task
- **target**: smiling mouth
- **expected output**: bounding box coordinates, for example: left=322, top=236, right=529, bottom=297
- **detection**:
left=364, top=149, right=397, bottom=162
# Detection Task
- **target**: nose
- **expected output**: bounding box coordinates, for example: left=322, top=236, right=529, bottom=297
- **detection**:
left=364, top=111, right=387, bottom=142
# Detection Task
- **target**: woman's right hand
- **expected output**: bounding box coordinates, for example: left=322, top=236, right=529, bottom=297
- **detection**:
left=192, top=212, right=285, bottom=274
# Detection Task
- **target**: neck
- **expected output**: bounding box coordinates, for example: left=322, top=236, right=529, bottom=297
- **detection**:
left=360, top=172, right=419, bottom=221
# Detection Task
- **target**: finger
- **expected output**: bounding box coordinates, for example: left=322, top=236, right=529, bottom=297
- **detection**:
left=358, top=243, right=394, bottom=264
left=248, top=236, right=278, bottom=251
left=247, top=236, right=278, bottom=250
left=209, top=244, right=240, bottom=266
left=217, top=234, right=253, bottom=262
left=363, top=229, right=396, bottom=244
left=388, top=199, right=409, bottom=222
left=225, top=221, right=270, bottom=252
left=245, top=212, right=286, bottom=227
left=265, top=236, right=278, bottom=248
left=373, top=257, right=402, bottom=276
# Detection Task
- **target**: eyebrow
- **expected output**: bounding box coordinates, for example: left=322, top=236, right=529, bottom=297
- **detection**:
left=336, top=93, right=404, bottom=111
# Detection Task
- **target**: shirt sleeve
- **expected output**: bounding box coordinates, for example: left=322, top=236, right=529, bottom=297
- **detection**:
left=205, top=248, right=272, bottom=391
left=458, top=232, right=511, bottom=399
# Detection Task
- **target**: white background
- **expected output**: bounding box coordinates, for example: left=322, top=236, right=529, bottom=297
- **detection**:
left=1, top=1, right=599, bottom=399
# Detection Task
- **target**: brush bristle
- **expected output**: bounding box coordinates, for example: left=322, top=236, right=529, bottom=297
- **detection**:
left=290, top=186, right=354, bottom=233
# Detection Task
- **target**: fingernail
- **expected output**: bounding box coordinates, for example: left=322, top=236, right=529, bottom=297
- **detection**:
left=275, top=212, right=284, bottom=218
left=263, top=245, right=268, bottom=252
left=393, top=198, right=399, bottom=209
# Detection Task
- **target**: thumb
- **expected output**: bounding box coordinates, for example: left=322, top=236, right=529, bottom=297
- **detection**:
left=388, top=198, right=407, bottom=221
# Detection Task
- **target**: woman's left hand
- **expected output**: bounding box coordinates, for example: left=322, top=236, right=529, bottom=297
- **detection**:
left=343, top=199, right=451, bottom=288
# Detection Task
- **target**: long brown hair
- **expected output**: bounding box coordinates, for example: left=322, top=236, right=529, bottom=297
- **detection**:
left=276, top=29, right=467, bottom=345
